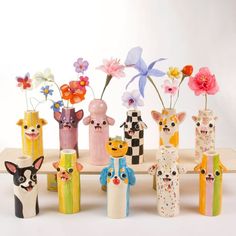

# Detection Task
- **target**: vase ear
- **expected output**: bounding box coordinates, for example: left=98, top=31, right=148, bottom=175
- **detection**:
left=52, top=162, right=59, bottom=170
left=177, top=112, right=186, bottom=123
left=5, top=161, right=18, bottom=175
left=54, top=111, right=62, bottom=122
left=151, top=111, right=161, bottom=122
left=16, top=119, right=23, bottom=126
left=76, top=109, right=84, bottom=121
left=76, top=163, right=83, bottom=171
left=106, top=116, right=115, bottom=126
left=41, top=119, right=47, bottom=126
left=192, top=115, right=198, bottom=122
left=83, top=116, right=91, bottom=125
left=33, top=156, right=44, bottom=171
left=148, top=164, right=158, bottom=176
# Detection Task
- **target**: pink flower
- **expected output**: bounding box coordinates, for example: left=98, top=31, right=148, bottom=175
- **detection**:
left=97, top=58, right=125, bottom=78
left=162, top=79, right=179, bottom=95
left=188, top=67, right=219, bottom=96
left=77, top=76, right=89, bottom=91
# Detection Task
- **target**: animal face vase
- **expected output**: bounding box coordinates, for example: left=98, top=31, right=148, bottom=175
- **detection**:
left=151, top=109, right=186, bottom=148
left=120, top=110, right=147, bottom=164
left=192, top=109, right=217, bottom=162
left=5, top=156, right=44, bottom=218
left=148, top=146, right=185, bottom=217
left=17, top=111, right=47, bottom=161
left=100, top=138, right=136, bottom=218
left=194, top=151, right=227, bottom=216
left=83, top=99, right=115, bottom=165
left=53, top=149, right=83, bottom=214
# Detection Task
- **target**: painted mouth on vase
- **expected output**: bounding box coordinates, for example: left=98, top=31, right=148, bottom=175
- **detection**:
left=21, top=184, right=34, bottom=192
left=111, top=148, right=117, bottom=151
left=206, top=176, right=214, bottom=182
left=200, top=130, right=208, bottom=135
left=126, top=130, right=135, bottom=137
left=25, top=132, right=39, bottom=140
left=163, top=127, right=171, bottom=133
left=63, top=124, right=72, bottom=129
left=163, top=177, right=171, bottom=182
left=60, top=175, right=70, bottom=182
left=94, top=125, right=102, bottom=131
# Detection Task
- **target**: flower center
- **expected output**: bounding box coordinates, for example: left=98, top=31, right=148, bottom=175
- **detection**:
left=80, top=81, right=85, bottom=86
left=200, top=76, right=207, bottom=82
left=128, top=98, right=134, bottom=105
left=44, top=89, right=49, bottom=94
left=54, top=103, right=60, bottom=108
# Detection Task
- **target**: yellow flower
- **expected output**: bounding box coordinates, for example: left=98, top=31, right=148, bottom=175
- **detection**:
left=167, top=67, right=181, bottom=79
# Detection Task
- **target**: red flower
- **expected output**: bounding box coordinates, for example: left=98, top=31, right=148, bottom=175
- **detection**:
left=16, top=73, right=32, bottom=90
left=182, top=65, right=193, bottom=77
left=60, top=81, right=86, bottom=104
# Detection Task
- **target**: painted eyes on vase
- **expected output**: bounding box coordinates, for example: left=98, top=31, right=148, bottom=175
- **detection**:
left=172, top=171, right=176, bottom=176
left=119, top=144, right=123, bottom=149
left=121, top=173, right=126, bottom=178
left=209, top=123, right=213, bottom=128
left=102, top=121, right=107, bottom=125
left=68, top=168, right=73, bottom=173
left=200, top=169, right=206, bottom=174
left=31, top=174, right=37, bottom=181
left=196, top=122, right=200, bottom=127
left=18, top=176, right=25, bottom=183
left=107, top=172, right=112, bottom=177
left=171, top=122, right=175, bottom=127
left=159, top=121, right=163, bottom=126
left=71, top=120, right=75, bottom=124
left=56, top=167, right=60, bottom=172
left=157, top=171, right=162, bottom=176
left=24, top=125, right=28, bottom=129
left=124, top=124, right=128, bottom=128
left=36, top=124, right=41, bottom=129
left=90, top=120, right=94, bottom=124
left=215, top=170, right=221, bottom=176
left=134, top=124, right=139, bottom=130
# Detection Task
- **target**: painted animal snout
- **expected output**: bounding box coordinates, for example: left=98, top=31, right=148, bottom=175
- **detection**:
left=163, top=174, right=171, bottom=182
left=63, top=122, right=72, bottom=129
left=206, top=173, right=214, bottom=182
left=21, top=180, right=34, bottom=192
left=113, top=176, right=120, bottom=185
left=58, top=171, right=70, bottom=181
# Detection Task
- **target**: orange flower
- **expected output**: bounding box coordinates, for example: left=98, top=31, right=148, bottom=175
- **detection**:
left=182, top=65, right=193, bottom=77
left=60, top=81, right=86, bottom=104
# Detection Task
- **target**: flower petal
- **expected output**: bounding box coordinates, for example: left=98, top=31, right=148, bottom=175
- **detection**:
left=139, top=75, right=147, bottom=97
left=148, top=58, right=166, bottom=70
left=125, top=73, right=142, bottom=89
left=125, top=47, right=143, bottom=66
left=148, top=68, right=166, bottom=77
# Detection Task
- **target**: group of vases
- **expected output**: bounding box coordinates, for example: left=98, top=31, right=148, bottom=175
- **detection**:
left=5, top=98, right=225, bottom=218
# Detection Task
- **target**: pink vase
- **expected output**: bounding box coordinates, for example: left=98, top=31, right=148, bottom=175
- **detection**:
left=83, top=99, right=115, bottom=165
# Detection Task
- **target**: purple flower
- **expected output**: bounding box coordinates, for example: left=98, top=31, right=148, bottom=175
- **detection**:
left=121, top=90, right=144, bottom=109
left=73, top=58, right=89, bottom=74
left=51, top=100, right=64, bottom=112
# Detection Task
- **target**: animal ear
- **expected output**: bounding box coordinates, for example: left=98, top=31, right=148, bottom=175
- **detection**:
left=76, top=163, right=83, bottom=171
left=139, top=121, right=147, bottom=129
left=120, top=122, right=126, bottom=128
left=177, top=165, right=186, bottom=174
left=106, top=116, right=115, bottom=126
left=33, top=156, right=44, bottom=171
left=126, top=167, right=136, bottom=185
left=53, top=162, right=59, bottom=170
left=214, top=116, right=218, bottom=121
left=41, top=119, right=47, bottom=126
left=16, top=119, right=23, bottom=126
left=76, top=109, right=84, bottom=121
left=151, top=111, right=162, bottom=122
left=192, top=116, right=198, bottom=122
left=194, top=163, right=202, bottom=172
left=100, top=167, right=108, bottom=186
left=54, top=111, right=62, bottom=122
left=219, top=162, right=227, bottom=172
left=148, top=164, right=158, bottom=176
left=177, top=112, right=186, bottom=123
left=83, top=116, right=91, bottom=125
left=5, top=161, right=18, bottom=175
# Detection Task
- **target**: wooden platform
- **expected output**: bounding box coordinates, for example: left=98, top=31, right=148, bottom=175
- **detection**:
left=0, top=148, right=236, bottom=174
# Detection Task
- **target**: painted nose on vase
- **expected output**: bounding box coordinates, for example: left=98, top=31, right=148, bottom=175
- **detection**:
left=166, top=174, right=169, bottom=178
left=31, top=129, right=35, bottom=132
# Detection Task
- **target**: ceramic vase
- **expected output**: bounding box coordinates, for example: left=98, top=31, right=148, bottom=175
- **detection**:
left=4, top=156, right=44, bottom=218
left=49, top=107, right=84, bottom=191
left=53, top=149, right=83, bottom=214
left=120, top=110, right=147, bottom=164
left=100, top=156, right=136, bottom=218
left=194, top=151, right=227, bottom=216
left=148, top=146, right=185, bottom=217
left=17, top=111, right=47, bottom=161
left=151, top=109, right=186, bottom=189
left=192, top=109, right=217, bottom=163
left=83, top=99, right=115, bottom=165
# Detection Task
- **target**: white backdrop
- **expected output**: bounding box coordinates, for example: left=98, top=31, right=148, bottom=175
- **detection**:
left=0, top=0, right=236, bottom=151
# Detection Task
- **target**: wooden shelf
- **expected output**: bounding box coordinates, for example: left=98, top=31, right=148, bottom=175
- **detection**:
left=0, top=148, right=236, bottom=175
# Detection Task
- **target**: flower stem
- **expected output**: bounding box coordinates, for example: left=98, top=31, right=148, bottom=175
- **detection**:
left=100, top=75, right=112, bottom=100
left=173, top=75, right=185, bottom=109
left=205, top=94, right=208, bottom=110
left=25, top=91, right=29, bottom=111
left=170, top=95, right=172, bottom=109
left=88, top=85, right=96, bottom=99
left=147, top=76, right=165, bottom=109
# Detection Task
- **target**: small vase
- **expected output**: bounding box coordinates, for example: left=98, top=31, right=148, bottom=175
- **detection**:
left=49, top=107, right=84, bottom=191
left=194, top=151, right=227, bottom=216
left=83, top=99, right=115, bottom=165
left=192, top=109, right=217, bottom=163
left=148, top=146, right=185, bottom=217
left=4, top=156, right=44, bottom=218
left=53, top=149, right=83, bottom=214
left=120, top=110, right=147, bottom=165
left=100, top=156, right=136, bottom=218
left=17, top=111, right=47, bottom=161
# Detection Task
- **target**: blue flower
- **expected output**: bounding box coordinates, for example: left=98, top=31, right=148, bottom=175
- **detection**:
left=51, top=100, right=64, bottom=112
left=40, top=85, right=54, bottom=97
left=125, top=47, right=166, bottom=97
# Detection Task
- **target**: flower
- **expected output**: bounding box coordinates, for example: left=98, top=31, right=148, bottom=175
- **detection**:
left=162, top=80, right=179, bottom=95
left=182, top=65, right=193, bottom=77
left=77, top=76, right=89, bottom=91
left=97, top=58, right=125, bottom=78
left=60, top=81, right=86, bottom=104
left=51, top=100, right=64, bottom=112
left=122, top=90, right=144, bottom=109
left=73, top=58, right=89, bottom=74
left=125, top=47, right=166, bottom=97
left=188, top=67, right=219, bottom=96
left=167, top=67, right=181, bottom=79
left=16, top=73, right=32, bottom=90
left=32, top=69, right=54, bottom=87
left=40, top=85, right=54, bottom=97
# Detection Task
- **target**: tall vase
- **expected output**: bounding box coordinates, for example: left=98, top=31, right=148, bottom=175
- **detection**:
left=17, top=111, right=47, bottom=161
left=4, top=156, right=44, bottom=218
left=53, top=149, right=83, bottom=214
left=83, top=99, right=115, bottom=165
left=192, top=109, right=217, bottom=163
left=49, top=107, right=84, bottom=191
left=120, top=110, right=147, bottom=165
left=194, top=151, right=227, bottom=216
left=151, top=109, right=186, bottom=189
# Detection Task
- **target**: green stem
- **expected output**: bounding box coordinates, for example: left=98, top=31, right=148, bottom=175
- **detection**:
left=205, top=94, right=208, bottom=110
left=25, top=90, right=29, bottom=111
left=173, top=75, right=186, bottom=109
left=100, top=75, right=112, bottom=99
left=170, top=95, right=172, bottom=109
left=147, top=76, right=165, bottom=109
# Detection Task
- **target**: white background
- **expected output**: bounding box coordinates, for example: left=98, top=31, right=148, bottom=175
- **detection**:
left=0, top=0, right=236, bottom=235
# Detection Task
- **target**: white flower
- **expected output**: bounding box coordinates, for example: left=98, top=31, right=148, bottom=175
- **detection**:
left=32, top=68, right=54, bottom=88
left=122, top=90, right=144, bottom=109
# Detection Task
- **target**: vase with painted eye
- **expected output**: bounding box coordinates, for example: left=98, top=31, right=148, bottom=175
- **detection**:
left=17, top=111, right=47, bottom=161
left=120, top=110, right=147, bottom=165
left=192, top=109, right=217, bottom=163
left=83, top=99, right=115, bottom=165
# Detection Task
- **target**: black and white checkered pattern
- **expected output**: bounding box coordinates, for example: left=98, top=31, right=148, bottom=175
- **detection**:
left=121, top=110, right=147, bottom=165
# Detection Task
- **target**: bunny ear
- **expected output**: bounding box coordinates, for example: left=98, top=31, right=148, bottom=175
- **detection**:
left=33, top=156, right=44, bottom=171
left=5, top=161, right=18, bottom=175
